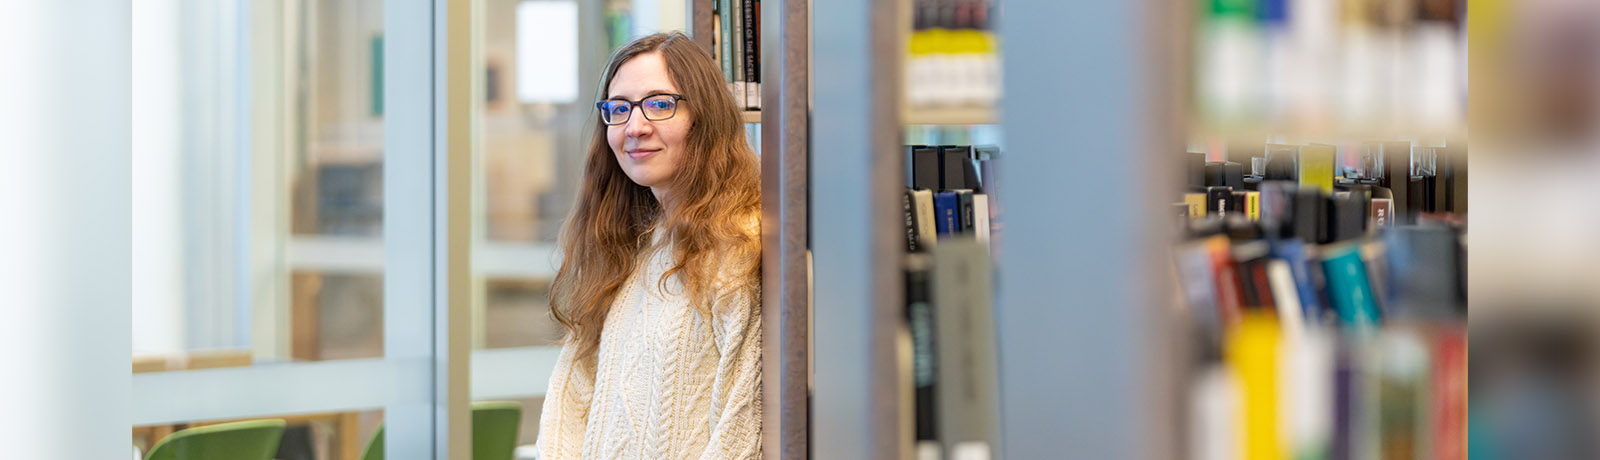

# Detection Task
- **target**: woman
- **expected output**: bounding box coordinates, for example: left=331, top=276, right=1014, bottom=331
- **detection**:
left=535, top=32, right=763, bottom=460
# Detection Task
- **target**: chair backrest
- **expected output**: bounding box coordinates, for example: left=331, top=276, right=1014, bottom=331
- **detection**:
left=359, top=401, right=523, bottom=460
left=471, top=401, right=523, bottom=460
left=144, top=419, right=287, bottom=460
left=360, top=425, right=385, bottom=460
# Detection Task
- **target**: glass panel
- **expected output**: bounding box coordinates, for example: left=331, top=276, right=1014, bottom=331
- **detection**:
left=132, top=0, right=396, bottom=457
left=131, top=0, right=385, bottom=369
left=472, top=0, right=693, bottom=450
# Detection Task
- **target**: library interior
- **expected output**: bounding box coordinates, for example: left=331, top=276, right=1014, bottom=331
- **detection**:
left=15, top=0, right=1600, bottom=458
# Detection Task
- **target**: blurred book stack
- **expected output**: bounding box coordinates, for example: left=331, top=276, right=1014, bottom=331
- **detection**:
left=1172, top=138, right=1467, bottom=460
left=907, top=0, right=1000, bottom=110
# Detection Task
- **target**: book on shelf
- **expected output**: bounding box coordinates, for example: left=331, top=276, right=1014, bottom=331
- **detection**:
left=931, top=238, right=998, bottom=460
left=933, top=191, right=959, bottom=236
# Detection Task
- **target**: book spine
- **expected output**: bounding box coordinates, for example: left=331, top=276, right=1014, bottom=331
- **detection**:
left=1320, top=245, right=1381, bottom=327
left=1245, top=191, right=1261, bottom=221
left=913, top=190, right=937, bottom=249
left=1227, top=313, right=1285, bottom=460
left=1432, top=327, right=1467, bottom=460
left=905, top=255, right=938, bottom=441
left=731, top=0, right=744, bottom=105
left=934, top=191, right=958, bottom=236
left=957, top=190, right=974, bottom=233
left=1370, top=198, right=1392, bottom=229
left=742, top=0, right=755, bottom=109
left=1185, top=192, right=1208, bottom=219
left=1299, top=143, right=1336, bottom=194
left=1207, top=186, right=1232, bottom=219
left=903, top=189, right=921, bottom=253
left=719, top=0, right=732, bottom=84
left=973, top=194, right=991, bottom=243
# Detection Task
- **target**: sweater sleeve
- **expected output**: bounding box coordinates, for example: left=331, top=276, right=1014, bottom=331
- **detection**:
left=697, top=282, right=763, bottom=460
left=535, top=341, right=595, bottom=460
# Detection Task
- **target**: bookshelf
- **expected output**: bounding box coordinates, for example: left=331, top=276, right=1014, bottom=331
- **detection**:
left=690, top=0, right=808, bottom=458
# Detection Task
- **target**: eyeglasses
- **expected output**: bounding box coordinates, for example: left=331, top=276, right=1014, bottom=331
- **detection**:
left=596, top=93, right=686, bottom=125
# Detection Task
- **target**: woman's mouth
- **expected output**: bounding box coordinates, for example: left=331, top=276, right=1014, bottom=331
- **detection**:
left=628, top=148, right=660, bottom=159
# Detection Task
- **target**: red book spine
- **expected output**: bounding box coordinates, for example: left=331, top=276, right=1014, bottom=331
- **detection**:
left=1432, top=326, right=1467, bottom=460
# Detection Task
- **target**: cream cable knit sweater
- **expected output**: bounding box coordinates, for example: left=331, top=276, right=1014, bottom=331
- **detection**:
left=535, top=238, right=762, bottom=460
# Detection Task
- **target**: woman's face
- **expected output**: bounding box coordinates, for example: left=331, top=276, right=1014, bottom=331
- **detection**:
left=606, top=52, right=691, bottom=202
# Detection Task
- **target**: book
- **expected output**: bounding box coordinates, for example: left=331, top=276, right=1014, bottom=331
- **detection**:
left=907, top=145, right=941, bottom=190
left=1184, top=193, right=1208, bottom=220
left=1266, top=259, right=1303, bottom=336
left=742, top=0, right=757, bottom=109
left=718, top=0, right=732, bottom=84
left=1268, top=239, right=1322, bottom=324
left=912, top=189, right=936, bottom=249
left=1227, top=313, right=1285, bottom=460
left=973, top=194, right=990, bottom=243
left=1320, top=244, right=1381, bottom=328
left=1202, top=235, right=1243, bottom=325
left=1370, top=198, right=1393, bottom=229
left=1245, top=191, right=1260, bottom=221
left=956, top=189, right=975, bottom=233
left=904, top=254, right=938, bottom=442
left=1299, top=143, right=1336, bottom=194
left=731, top=0, right=744, bottom=105
left=1207, top=186, right=1233, bottom=219
left=934, top=191, right=959, bottom=236
left=932, top=239, right=999, bottom=457
left=1380, top=141, right=1412, bottom=224
left=939, top=145, right=975, bottom=190
left=1432, top=327, right=1467, bottom=460
left=903, top=189, right=922, bottom=253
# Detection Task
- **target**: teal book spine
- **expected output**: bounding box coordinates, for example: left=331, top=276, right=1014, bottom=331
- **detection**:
left=1320, top=245, right=1381, bottom=327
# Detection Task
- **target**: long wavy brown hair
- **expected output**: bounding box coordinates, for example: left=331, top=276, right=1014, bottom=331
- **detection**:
left=550, top=32, right=761, bottom=367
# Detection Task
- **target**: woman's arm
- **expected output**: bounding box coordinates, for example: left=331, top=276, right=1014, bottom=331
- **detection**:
left=535, top=341, right=595, bottom=460
left=697, top=283, right=763, bottom=460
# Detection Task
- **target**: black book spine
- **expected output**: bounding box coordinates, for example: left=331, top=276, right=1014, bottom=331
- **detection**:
left=903, top=189, right=920, bottom=252
left=939, top=145, right=973, bottom=190
left=910, top=146, right=941, bottom=190
left=1207, top=186, right=1233, bottom=218
left=905, top=257, right=938, bottom=441
left=957, top=190, right=975, bottom=232
left=742, top=0, right=756, bottom=108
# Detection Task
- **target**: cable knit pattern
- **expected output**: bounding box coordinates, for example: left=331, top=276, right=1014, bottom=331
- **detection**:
left=536, top=236, right=762, bottom=460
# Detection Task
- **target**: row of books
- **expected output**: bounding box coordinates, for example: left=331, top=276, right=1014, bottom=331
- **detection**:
left=1193, top=0, right=1465, bottom=131
left=712, top=0, right=761, bottom=110
left=1173, top=140, right=1468, bottom=459
left=1179, top=140, right=1466, bottom=233
left=907, top=0, right=999, bottom=109
left=902, top=144, right=1000, bottom=252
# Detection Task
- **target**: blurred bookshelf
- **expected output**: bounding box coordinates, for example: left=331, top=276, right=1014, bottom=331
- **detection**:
left=903, top=106, right=996, bottom=126
left=741, top=109, right=762, bottom=124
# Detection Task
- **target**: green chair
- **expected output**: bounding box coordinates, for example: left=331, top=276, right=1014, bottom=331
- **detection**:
left=144, top=419, right=287, bottom=460
left=361, top=401, right=523, bottom=460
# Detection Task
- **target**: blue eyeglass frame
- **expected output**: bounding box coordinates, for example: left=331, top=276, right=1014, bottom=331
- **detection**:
left=596, top=93, right=687, bottom=125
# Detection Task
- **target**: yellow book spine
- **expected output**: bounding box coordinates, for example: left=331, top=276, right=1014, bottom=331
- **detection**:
left=1245, top=191, right=1260, bottom=221
left=1227, top=313, right=1284, bottom=460
left=1185, top=193, right=1208, bottom=220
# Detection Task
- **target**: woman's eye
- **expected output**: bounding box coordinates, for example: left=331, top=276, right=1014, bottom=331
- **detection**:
left=647, top=100, right=671, bottom=110
left=610, top=104, right=630, bottom=114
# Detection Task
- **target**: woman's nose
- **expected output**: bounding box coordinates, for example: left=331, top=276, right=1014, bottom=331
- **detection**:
left=624, top=107, right=653, bottom=137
